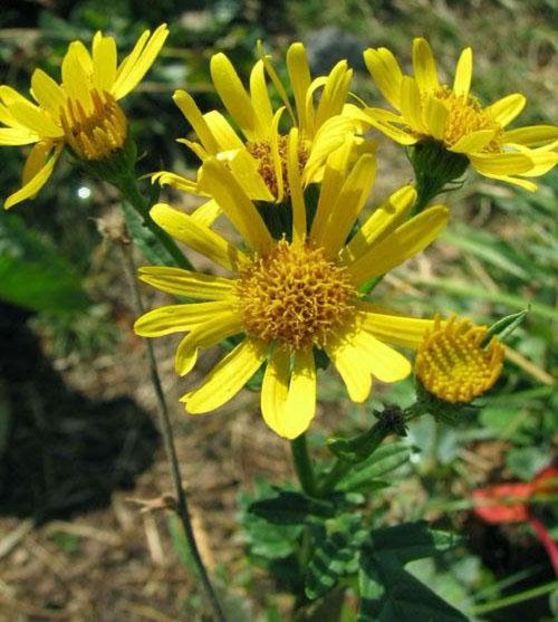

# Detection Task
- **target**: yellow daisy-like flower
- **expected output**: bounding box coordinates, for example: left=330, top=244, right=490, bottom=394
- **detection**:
left=0, top=24, right=168, bottom=209
left=415, top=315, right=504, bottom=403
left=362, top=37, right=558, bottom=190
left=135, top=134, right=449, bottom=439
left=154, top=42, right=360, bottom=212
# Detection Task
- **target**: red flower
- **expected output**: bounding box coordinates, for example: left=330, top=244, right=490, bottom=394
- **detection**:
left=473, top=463, right=558, bottom=573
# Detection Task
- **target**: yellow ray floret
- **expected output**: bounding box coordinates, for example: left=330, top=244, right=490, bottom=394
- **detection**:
left=135, top=146, right=449, bottom=439
left=0, top=24, right=168, bottom=208
left=155, top=42, right=361, bottom=210
left=415, top=316, right=505, bottom=403
left=361, top=37, right=558, bottom=190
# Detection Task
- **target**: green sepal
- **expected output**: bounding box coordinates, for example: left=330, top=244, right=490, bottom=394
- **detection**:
left=77, top=135, right=138, bottom=187
left=415, top=380, right=479, bottom=425
left=482, top=308, right=529, bottom=346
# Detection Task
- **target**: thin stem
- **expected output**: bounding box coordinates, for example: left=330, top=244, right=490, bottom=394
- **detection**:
left=120, top=243, right=226, bottom=622
left=290, top=433, right=318, bottom=497
left=117, top=173, right=194, bottom=271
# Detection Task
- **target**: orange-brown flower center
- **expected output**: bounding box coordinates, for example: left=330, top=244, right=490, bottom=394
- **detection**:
left=246, top=135, right=309, bottom=198
left=236, top=240, right=356, bottom=349
left=60, top=89, right=127, bottom=160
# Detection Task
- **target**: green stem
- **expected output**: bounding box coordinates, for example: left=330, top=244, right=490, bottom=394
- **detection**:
left=290, top=433, right=318, bottom=497
left=120, top=244, right=226, bottom=622
left=467, top=579, right=558, bottom=616
left=117, top=173, right=194, bottom=271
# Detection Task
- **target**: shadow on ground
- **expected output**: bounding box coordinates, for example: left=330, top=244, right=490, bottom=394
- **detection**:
left=0, top=302, right=159, bottom=522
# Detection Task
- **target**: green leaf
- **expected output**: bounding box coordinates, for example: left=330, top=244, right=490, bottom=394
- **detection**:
left=335, top=442, right=411, bottom=493
left=483, top=309, right=529, bottom=344
left=305, top=513, right=368, bottom=600
left=121, top=201, right=176, bottom=266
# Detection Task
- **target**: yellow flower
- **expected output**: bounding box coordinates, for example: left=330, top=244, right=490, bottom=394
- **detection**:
left=415, top=315, right=504, bottom=403
left=153, top=42, right=361, bottom=212
left=0, top=24, right=168, bottom=209
left=362, top=37, right=558, bottom=190
left=135, top=134, right=449, bottom=439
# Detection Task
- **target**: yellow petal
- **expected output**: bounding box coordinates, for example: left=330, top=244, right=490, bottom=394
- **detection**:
left=449, top=129, right=498, bottom=154
left=422, top=94, right=448, bottom=141
left=197, top=158, right=274, bottom=255
left=341, top=185, right=416, bottom=263
left=304, top=115, right=355, bottom=184
left=210, top=53, right=258, bottom=139
left=222, top=148, right=275, bottom=201
left=182, top=339, right=267, bottom=412
left=469, top=152, right=532, bottom=176
left=362, top=107, right=418, bottom=145
left=503, top=125, right=558, bottom=147
left=479, top=172, right=537, bottom=192
left=349, top=327, right=411, bottom=383
left=61, top=41, right=93, bottom=105
left=325, top=336, right=373, bottom=403
left=5, top=142, right=62, bottom=209
left=92, top=32, right=117, bottom=92
left=174, top=311, right=244, bottom=376
left=346, top=204, right=449, bottom=285
left=262, top=347, right=316, bottom=439
left=363, top=47, right=403, bottom=109
left=287, top=128, right=306, bottom=244
left=452, top=47, right=473, bottom=97
left=412, top=38, right=439, bottom=92
left=358, top=304, right=436, bottom=349
left=150, top=203, right=248, bottom=272
left=112, top=24, right=169, bottom=100
left=317, top=153, right=377, bottom=257
left=287, top=43, right=312, bottom=132
left=190, top=199, right=222, bottom=227
left=0, top=127, right=38, bottom=145
left=249, top=59, right=273, bottom=130
left=133, top=301, right=235, bottom=337
left=486, top=94, right=526, bottom=127
left=152, top=171, right=201, bottom=195
left=8, top=99, right=63, bottom=138
left=516, top=149, right=558, bottom=177
left=30, top=69, right=66, bottom=117
left=315, top=60, right=352, bottom=130
left=138, top=266, right=235, bottom=299
left=400, top=76, right=424, bottom=132
left=203, top=110, right=245, bottom=151
left=173, top=89, right=220, bottom=154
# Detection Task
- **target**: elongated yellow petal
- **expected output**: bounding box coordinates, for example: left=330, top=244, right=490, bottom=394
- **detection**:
left=62, top=41, right=93, bottom=105
left=210, top=53, right=258, bottom=139
left=138, top=266, right=235, bottom=300
left=197, top=158, right=274, bottom=255
left=262, top=347, right=316, bottom=439
left=152, top=171, right=201, bottom=195
left=363, top=47, right=403, bottom=109
left=400, top=76, right=424, bottom=132
left=453, top=47, right=473, bottom=97
left=486, top=93, right=526, bottom=127
left=0, top=127, right=38, bottom=145
left=469, top=152, right=532, bottom=175
left=349, top=327, right=411, bottom=383
left=503, top=125, right=558, bottom=147
left=8, top=99, right=63, bottom=138
left=30, top=69, right=67, bottom=117
left=204, top=110, right=246, bottom=151
left=287, top=128, right=306, bottom=245
left=249, top=59, right=273, bottom=130
left=190, top=199, right=222, bottom=227
left=182, top=339, right=267, bottom=412
left=345, top=204, right=449, bottom=285
left=150, top=203, right=248, bottom=272
left=358, top=303, right=436, bottom=349
left=325, top=336, right=373, bottom=402
left=479, top=172, right=537, bottom=192
left=412, top=38, right=439, bottom=92
left=258, top=42, right=296, bottom=126
left=362, top=108, right=418, bottom=145
left=134, top=301, right=234, bottom=337
left=341, top=185, right=416, bottom=263
left=449, top=129, right=498, bottom=154
left=287, top=43, right=312, bottom=132
left=422, top=94, right=448, bottom=140
left=516, top=149, right=558, bottom=177
left=175, top=311, right=244, bottom=376
left=5, top=142, right=62, bottom=209
left=173, top=89, right=220, bottom=154
left=223, top=148, right=275, bottom=201
left=317, top=153, right=376, bottom=257
left=315, top=61, right=352, bottom=130
left=112, top=24, right=169, bottom=100
left=92, top=32, right=117, bottom=92
left=270, top=107, right=286, bottom=201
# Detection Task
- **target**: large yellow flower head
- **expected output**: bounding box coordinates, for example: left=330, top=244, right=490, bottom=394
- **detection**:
left=135, top=134, right=449, bottom=439
left=362, top=37, right=558, bottom=190
left=153, top=42, right=361, bottom=208
left=0, top=24, right=168, bottom=209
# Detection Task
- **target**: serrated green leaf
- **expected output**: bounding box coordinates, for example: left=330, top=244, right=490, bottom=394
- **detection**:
left=335, top=442, right=411, bottom=493
left=305, top=513, right=368, bottom=600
